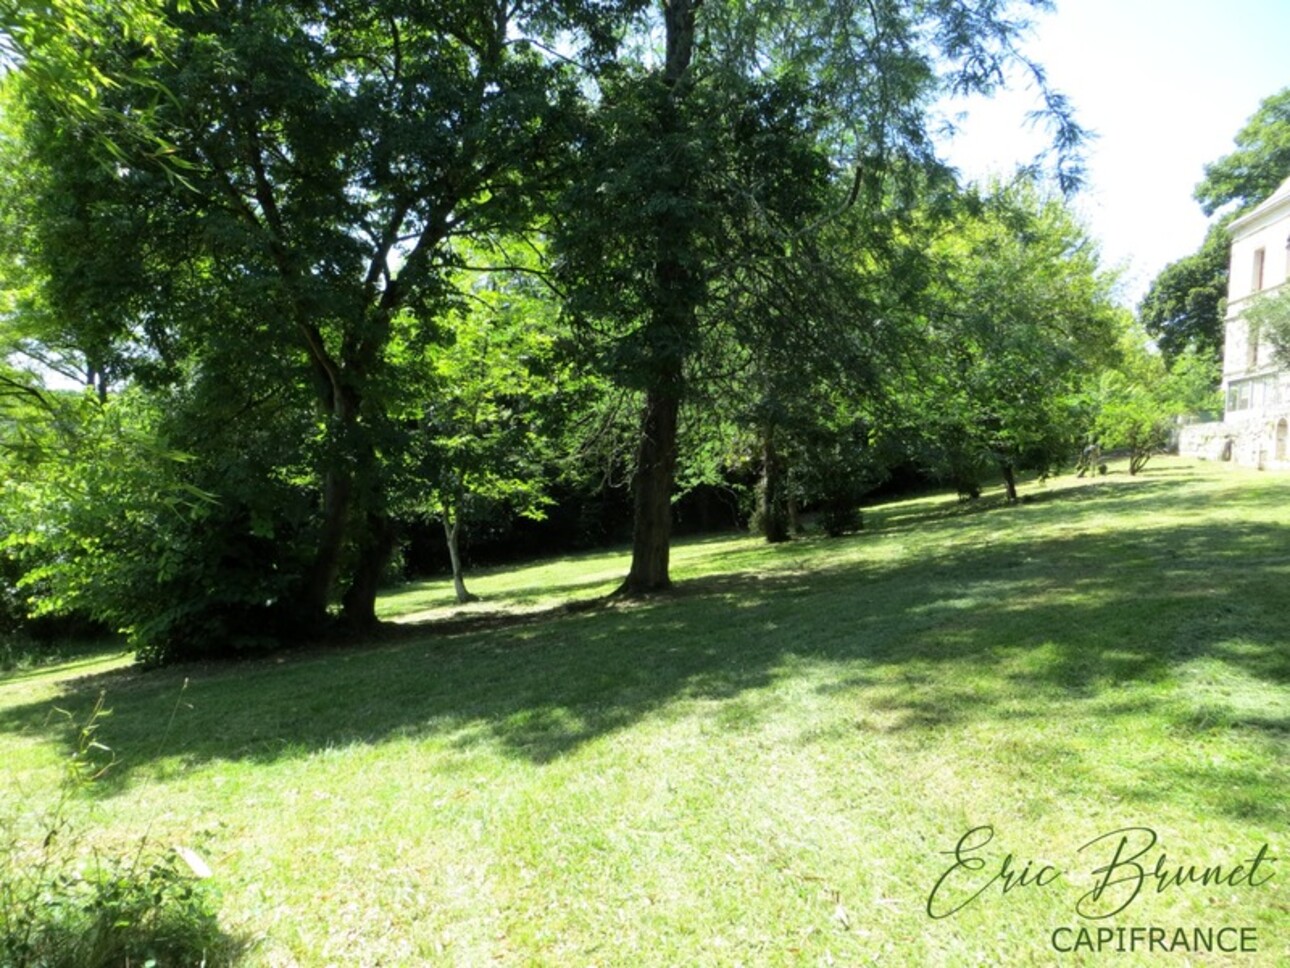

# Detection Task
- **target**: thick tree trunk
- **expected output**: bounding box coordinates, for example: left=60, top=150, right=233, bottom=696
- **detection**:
left=340, top=511, right=397, bottom=630
left=300, top=388, right=370, bottom=629
left=300, top=465, right=354, bottom=625
left=760, top=427, right=790, bottom=543
left=622, top=385, right=681, bottom=594
left=442, top=510, right=478, bottom=604
left=1001, top=462, right=1018, bottom=503
left=788, top=493, right=803, bottom=536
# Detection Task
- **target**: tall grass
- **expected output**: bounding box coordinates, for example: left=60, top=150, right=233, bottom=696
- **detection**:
left=0, top=693, right=246, bottom=967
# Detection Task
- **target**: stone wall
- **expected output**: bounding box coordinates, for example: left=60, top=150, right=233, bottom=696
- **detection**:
left=1179, top=412, right=1290, bottom=469
left=1178, top=421, right=1231, bottom=461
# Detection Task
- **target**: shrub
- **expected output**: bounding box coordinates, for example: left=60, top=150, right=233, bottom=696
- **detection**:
left=790, top=417, right=886, bottom=538
left=2, top=392, right=314, bottom=665
left=0, top=696, right=246, bottom=967
left=0, top=844, right=239, bottom=968
left=818, top=501, right=863, bottom=538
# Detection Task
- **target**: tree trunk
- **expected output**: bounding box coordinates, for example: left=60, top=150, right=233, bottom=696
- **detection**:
left=619, top=0, right=698, bottom=597
left=300, top=464, right=354, bottom=625
left=341, top=512, right=397, bottom=630
left=1001, top=462, right=1018, bottom=503
left=442, top=509, right=478, bottom=604
left=87, top=363, right=108, bottom=403
left=622, top=385, right=681, bottom=594
left=299, top=387, right=366, bottom=628
left=760, top=427, right=790, bottom=543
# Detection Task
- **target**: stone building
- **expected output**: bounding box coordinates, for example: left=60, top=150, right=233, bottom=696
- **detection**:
left=1179, top=174, right=1290, bottom=467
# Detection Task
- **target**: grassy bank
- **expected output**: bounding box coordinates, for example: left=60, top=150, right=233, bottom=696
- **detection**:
left=2, top=457, right=1286, bottom=965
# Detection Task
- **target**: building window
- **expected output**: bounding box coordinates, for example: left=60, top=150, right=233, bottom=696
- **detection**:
left=1248, top=322, right=1260, bottom=368
left=1228, top=375, right=1280, bottom=413
left=1252, top=247, right=1266, bottom=292
left=1278, top=419, right=1288, bottom=462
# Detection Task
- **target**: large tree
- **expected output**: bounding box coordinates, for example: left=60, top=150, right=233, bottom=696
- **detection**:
left=910, top=182, right=1121, bottom=500
left=1138, top=224, right=1228, bottom=362
left=1195, top=87, right=1290, bottom=218
left=4, top=0, right=611, bottom=651
left=556, top=0, right=1083, bottom=593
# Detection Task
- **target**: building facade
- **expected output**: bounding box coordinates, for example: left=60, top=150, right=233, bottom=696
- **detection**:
left=1178, top=175, right=1290, bottom=467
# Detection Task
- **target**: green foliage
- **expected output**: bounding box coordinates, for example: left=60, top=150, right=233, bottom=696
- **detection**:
left=1243, top=286, right=1290, bottom=366
left=416, top=260, right=573, bottom=524
left=792, top=420, right=881, bottom=537
left=402, top=251, right=592, bottom=600
left=912, top=180, right=1121, bottom=496
left=3, top=0, right=620, bottom=643
left=0, top=695, right=241, bottom=968
left=1, top=390, right=313, bottom=664
left=1141, top=85, right=1290, bottom=361
left=0, top=0, right=1106, bottom=632
left=1194, top=87, right=1290, bottom=217
left=0, top=848, right=236, bottom=968
left=1094, top=328, right=1221, bottom=475
left=555, top=0, right=1087, bottom=587
left=1138, top=223, right=1230, bottom=361
left=0, top=0, right=207, bottom=170
left=1094, top=374, right=1169, bottom=476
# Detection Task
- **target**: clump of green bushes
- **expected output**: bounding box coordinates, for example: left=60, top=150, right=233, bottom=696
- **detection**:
left=0, top=696, right=245, bottom=967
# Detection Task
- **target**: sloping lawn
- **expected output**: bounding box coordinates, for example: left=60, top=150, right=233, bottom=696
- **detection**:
left=1, top=457, right=1286, bottom=965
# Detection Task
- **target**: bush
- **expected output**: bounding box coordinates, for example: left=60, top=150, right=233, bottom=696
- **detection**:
left=790, top=416, right=885, bottom=538
left=0, top=696, right=246, bottom=967
left=2, top=392, right=315, bottom=665
left=0, top=845, right=239, bottom=968
left=818, top=502, right=863, bottom=538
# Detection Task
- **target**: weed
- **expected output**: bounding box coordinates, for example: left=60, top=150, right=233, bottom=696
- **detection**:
left=0, top=693, right=244, bottom=967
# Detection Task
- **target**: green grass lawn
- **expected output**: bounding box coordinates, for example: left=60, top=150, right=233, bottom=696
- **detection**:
left=1, top=457, right=1287, bottom=966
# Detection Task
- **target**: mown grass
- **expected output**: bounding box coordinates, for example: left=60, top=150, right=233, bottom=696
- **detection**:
left=1, top=457, right=1286, bottom=966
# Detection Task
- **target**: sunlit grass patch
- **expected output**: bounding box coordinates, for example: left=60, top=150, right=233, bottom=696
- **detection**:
left=1, top=457, right=1286, bottom=965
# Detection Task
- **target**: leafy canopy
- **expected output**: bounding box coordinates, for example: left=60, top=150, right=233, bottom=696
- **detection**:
left=1195, top=87, right=1290, bottom=217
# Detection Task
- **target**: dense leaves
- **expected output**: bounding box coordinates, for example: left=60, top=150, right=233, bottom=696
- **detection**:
left=556, top=0, right=1085, bottom=590
left=1, top=0, right=1130, bottom=661
left=1243, top=286, right=1290, bottom=368
left=1139, top=224, right=1229, bottom=362
left=1195, top=87, right=1290, bottom=218
left=1095, top=329, right=1220, bottom=476
left=909, top=182, right=1121, bottom=500
left=4, top=0, right=604, bottom=650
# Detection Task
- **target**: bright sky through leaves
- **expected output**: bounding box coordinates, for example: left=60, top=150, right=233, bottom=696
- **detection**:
left=938, top=0, right=1290, bottom=307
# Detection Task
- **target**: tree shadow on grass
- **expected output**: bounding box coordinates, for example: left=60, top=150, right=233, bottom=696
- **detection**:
left=876, top=471, right=1282, bottom=534
left=0, top=484, right=1286, bottom=827
left=867, top=473, right=1185, bottom=525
